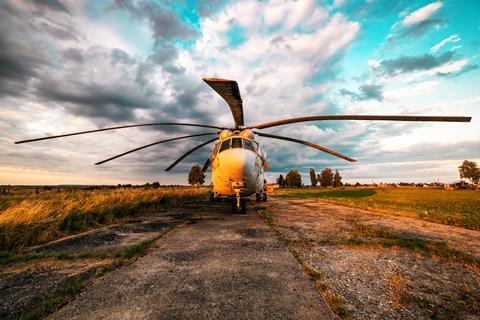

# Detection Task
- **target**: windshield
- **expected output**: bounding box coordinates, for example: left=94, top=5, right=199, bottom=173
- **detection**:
left=231, top=138, right=242, bottom=148
left=219, top=139, right=230, bottom=152
left=243, top=139, right=254, bottom=151
left=217, top=138, right=257, bottom=153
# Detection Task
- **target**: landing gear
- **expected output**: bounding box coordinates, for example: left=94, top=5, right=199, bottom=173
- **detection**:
left=231, top=198, right=246, bottom=214
left=256, top=192, right=267, bottom=202
left=262, top=192, right=268, bottom=202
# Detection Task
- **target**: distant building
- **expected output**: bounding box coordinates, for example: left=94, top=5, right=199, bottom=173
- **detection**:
left=266, top=183, right=280, bottom=193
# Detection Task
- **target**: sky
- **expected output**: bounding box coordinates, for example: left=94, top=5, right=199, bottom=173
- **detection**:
left=0, top=0, right=479, bottom=185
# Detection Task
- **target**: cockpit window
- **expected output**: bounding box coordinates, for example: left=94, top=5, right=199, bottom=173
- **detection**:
left=231, top=138, right=242, bottom=148
left=219, top=139, right=230, bottom=152
left=243, top=139, right=254, bottom=151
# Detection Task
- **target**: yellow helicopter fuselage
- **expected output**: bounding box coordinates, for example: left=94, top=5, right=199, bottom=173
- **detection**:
left=210, top=130, right=266, bottom=198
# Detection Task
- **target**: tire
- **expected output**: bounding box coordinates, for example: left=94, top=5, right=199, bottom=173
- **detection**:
left=262, top=193, right=268, bottom=202
left=231, top=200, right=237, bottom=214
left=255, top=193, right=261, bottom=202
left=209, top=192, right=215, bottom=202
left=239, top=199, right=247, bottom=214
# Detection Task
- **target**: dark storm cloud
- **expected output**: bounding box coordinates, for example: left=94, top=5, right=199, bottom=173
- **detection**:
left=358, top=140, right=480, bottom=164
left=340, top=84, right=384, bottom=101
left=377, top=51, right=455, bottom=76
left=110, top=0, right=197, bottom=44
left=35, top=78, right=153, bottom=121
left=0, top=29, right=49, bottom=96
left=0, top=1, right=212, bottom=128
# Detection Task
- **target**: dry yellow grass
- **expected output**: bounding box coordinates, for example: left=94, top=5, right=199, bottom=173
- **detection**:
left=0, top=187, right=208, bottom=251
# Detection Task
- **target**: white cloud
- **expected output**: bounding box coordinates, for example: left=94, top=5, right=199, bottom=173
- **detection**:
left=429, top=59, right=468, bottom=75
left=431, top=34, right=461, bottom=52
left=188, top=0, right=360, bottom=125
left=402, top=1, right=443, bottom=26
left=383, top=80, right=439, bottom=101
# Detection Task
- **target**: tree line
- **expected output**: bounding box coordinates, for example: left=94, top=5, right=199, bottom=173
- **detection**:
left=276, top=168, right=343, bottom=188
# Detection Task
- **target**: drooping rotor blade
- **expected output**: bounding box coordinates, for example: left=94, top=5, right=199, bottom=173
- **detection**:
left=95, top=133, right=218, bottom=165
left=203, top=78, right=244, bottom=128
left=165, top=138, right=218, bottom=171
left=14, top=123, right=224, bottom=144
left=255, top=132, right=356, bottom=162
left=201, top=158, right=211, bottom=172
left=250, top=115, right=472, bottom=129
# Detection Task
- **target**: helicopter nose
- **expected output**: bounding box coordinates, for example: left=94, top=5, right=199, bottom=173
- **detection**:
left=218, top=149, right=256, bottom=180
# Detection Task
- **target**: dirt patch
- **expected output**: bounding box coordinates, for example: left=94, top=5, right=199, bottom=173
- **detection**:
left=0, top=259, right=112, bottom=320
left=257, top=198, right=480, bottom=319
left=0, top=204, right=201, bottom=319
left=28, top=209, right=194, bottom=255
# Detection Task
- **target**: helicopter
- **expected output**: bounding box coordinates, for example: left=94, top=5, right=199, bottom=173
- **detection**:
left=15, top=77, right=471, bottom=213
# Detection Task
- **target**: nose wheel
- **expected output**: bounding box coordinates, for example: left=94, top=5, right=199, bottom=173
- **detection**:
left=231, top=198, right=246, bottom=214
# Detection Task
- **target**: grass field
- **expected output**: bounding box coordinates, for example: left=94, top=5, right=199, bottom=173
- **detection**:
left=0, top=187, right=208, bottom=251
left=274, top=187, right=480, bottom=230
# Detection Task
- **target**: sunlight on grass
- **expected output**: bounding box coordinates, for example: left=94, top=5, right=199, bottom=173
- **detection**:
left=275, top=187, right=480, bottom=230
left=0, top=187, right=207, bottom=251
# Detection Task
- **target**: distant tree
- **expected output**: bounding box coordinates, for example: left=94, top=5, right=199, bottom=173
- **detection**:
left=188, top=165, right=206, bottom=186
left=309, top=168, right=318, bottom=187
left=333, top=170, right=342, bottom=187
left=459, top=160, right=480, bottom=184
left=152, top=182, right=160, bottom=188
left=276, top=174, right=285, bottom=187
left=319, top=168, right=334, bottom=187
left=285, top=170, right=302, bottom=188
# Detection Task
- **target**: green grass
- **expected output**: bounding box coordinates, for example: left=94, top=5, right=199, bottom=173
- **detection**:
left=20, top=276, right=87, bottom=320
left=350, top=224, right=478, bottom=264
left=276, top=187, right=480, bottom=230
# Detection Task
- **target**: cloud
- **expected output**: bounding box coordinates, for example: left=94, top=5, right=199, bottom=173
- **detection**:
left=402, top=1, right=443, bottom=26
left=31, top=0, right=72, bottom=13
left=385, top=1, right=444, bottom=45
left=376, top=51, right=455, bottom=76
left=372, top=51, right=477, bottom=79
left=1, top=0, right=477, bottom=185
left=340, top=84, right=384, bottom=101
left=431, top=34, right=460, bottom=52
left=110, top=0, right=198, bottom=44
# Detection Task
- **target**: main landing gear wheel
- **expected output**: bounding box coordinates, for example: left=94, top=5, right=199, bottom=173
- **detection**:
left=261, top=192, right=267, bottom=202
left=231, top=199, right=246, bottom=214
left=255, top=193, right=262, bottom=202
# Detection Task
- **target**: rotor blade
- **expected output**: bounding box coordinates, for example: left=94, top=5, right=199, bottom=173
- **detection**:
left=250, top=115, right=472, bottom=129
left=203, top=78, right=244, bottom=127
left=255, top=132, right=356, bottom=162
left=95, top=133, right=218, bottom=165
left=201, top=158, right=210, bottom=172
left=165, top=138, right=218, bottom=171
left=15, top=123, right=224, bottom=144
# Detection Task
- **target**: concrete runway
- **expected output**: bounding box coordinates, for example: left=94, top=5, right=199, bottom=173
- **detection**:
left=50, top=202, right=335, bottom=320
